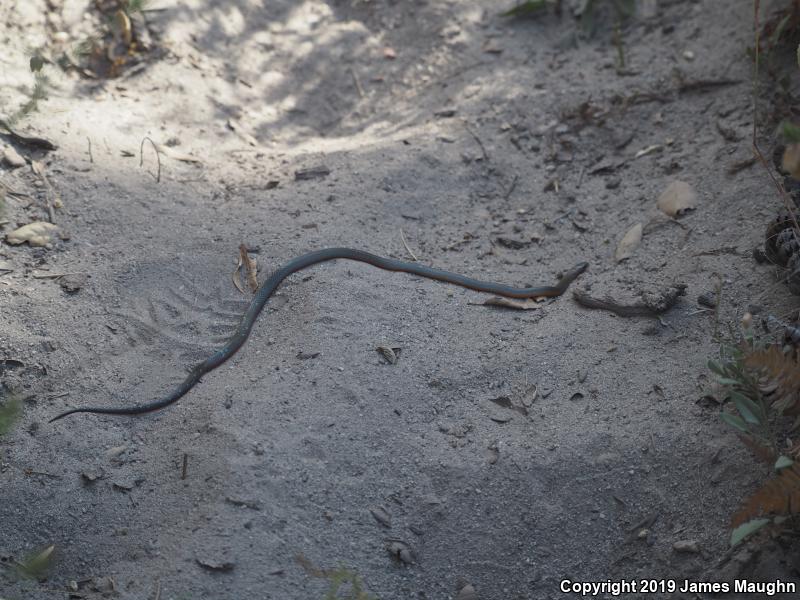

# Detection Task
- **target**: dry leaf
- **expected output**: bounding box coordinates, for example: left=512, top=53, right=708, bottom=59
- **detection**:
left=457, top=583, right=479, bottom=600
left=239, top=244, right=258, bottom=292
left=731, top=461, right=800, bottom=527
left=112, top=10, right=132, bottom=46
left=376, top=345, right=401, bottom=364
left=232, top=255, right=246, bottom=294
left=6, top=222, right=59, bottom=246
left=369, top=506, right=392, bottom=528
left=196, top=556, right=235, bottom=572
left=634, top=144, right=662, bottom=158
left=226, top=119, right=258, bottom=146
left=615, top=222, right=642, bottom=262
left=657, top=180, right=697, bottom=217
left=155, top=143, right=202, bottom=163
left=475, top=297, right=543, bottom=310
left=782, top=143, right=800, bottom=179
left=59, top=273, right=88, bottom=292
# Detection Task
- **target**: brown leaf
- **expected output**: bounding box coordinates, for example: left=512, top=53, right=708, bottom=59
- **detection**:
left=615, top=223, right=642, bottom=262
left=239, top=244, right=258, bottom=292
left=369, top=506, right=392, bottom=528
left=745, top=346, right=800, bottom=415
left=737, top=433, right=777, bottom=465
left=377, top=345, right=401, bottom=364
left=783, top=143, right=800, bottom=179
left=731, top=462, right=800, bottom=527
left=488, top=395, right=528, bottom=416
left=656, top=180, right=697, bottom=217
left=155, top=143, right=202, bottom=163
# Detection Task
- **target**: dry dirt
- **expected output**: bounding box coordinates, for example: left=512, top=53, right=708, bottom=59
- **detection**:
left=1, top=1, right=800, bottom=599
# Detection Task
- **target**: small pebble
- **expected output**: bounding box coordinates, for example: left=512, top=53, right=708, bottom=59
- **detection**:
left=697, top=291, right=717, bottom=308
left=673, top=539, right=700, bottom=553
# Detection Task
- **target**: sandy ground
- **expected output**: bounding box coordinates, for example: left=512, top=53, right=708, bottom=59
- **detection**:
left=2, top=1, right=800, bottom=599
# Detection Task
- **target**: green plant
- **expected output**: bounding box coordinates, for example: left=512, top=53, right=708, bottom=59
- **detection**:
left=123, top=0, right=151, bottom=15
left=708, top=331, right=780, bottom=457
left=0, top=391, right=21, bottom=437
left=3, top=61, right=50, bottom=129
left=13, top=545, right=55, bottom=581
left=296, top=555, right=378, bottom=600
left=503, top=0, right=635, bottom=31
left=709, top=322, right=800, bottom=546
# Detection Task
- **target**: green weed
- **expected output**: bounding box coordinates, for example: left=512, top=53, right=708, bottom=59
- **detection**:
left=296, top=555, right=378, bottom=600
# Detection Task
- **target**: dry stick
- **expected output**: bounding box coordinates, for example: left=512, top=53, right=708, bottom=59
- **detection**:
left=400, top=229, right=418, bottom=261
left=181, top=453, right=188, bottom=480
left=153, top=580, right=161, bottom=600
left=350, top=68, right=364, bottom=98
left=31, top=162, right=56, bottom=223
left=463, top=121, right=488, bottom=161
left=504, top=174, right=519, bottom=200
left=86, top=136, right=93, bottom=163
left=139, top=136, right=161, bottom=183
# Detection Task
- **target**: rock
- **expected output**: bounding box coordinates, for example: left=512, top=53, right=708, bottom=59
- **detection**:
left=2, top=146, right=26, bottom=168
left=673, top=539, right=700, bottom=554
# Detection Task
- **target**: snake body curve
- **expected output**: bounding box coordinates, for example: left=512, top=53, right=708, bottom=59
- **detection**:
left=51, top=248, right=588, bottom=421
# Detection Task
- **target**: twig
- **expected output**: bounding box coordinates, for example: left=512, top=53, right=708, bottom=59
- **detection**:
left=153, top=580, right=161, bottom=600
left=573, top=284, right=687, bottom=318
left=87, top=136, right=93, bottom=163
left=181, top=453, right=188, bottom=480
left=463, top=121, right=488, bottom=161
left=400, top=229, right=418, bottom=262
left=503, top=174, right=519, bottom=200
left=350, top=68, right=364, bottom=98
left=139, top=136, right=161, bottom=183
left=30, top=160, right=57, bottom=222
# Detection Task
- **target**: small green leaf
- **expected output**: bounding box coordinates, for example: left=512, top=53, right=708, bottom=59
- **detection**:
left=0, top=395, right=21, bottom=437
left=708, top=360, right=725, bottom=376
left=612, top=0, right=636, bottom=17
left=16, top=544, right=55, bottom=579
left=774, top=455, right=794, bottom=471
left=502, top=0, right=548, bottom=17
left=730, top=391, right=761, bottom=425
left=720, top=412, right=748, bottom=433
left=782, top=121, right=800, bottom=144
left=770, top=13, right=791, bottom=49
left=730, top=518, right=770, bottom=547
left=29, top=55, right=44, bottom=72
left=715, top=377, right=740, bottom=386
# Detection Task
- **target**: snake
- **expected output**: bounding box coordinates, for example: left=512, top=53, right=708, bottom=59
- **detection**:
left=50, top=248, right=588, bottom=422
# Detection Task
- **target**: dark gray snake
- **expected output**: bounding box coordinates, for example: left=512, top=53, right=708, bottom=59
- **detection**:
left=51, top=248, right=588, bottom=422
